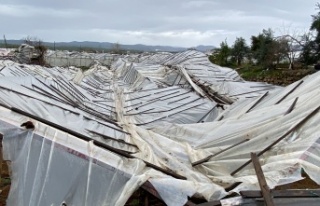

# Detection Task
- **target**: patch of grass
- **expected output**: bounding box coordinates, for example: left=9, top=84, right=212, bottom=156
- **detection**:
left=237, top=65, right=264, bottom=79
left=237, top=64, right=316, bottom=86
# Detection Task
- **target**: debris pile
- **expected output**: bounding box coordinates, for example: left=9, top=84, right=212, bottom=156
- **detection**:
left=0, top=50, right=318, bottom=205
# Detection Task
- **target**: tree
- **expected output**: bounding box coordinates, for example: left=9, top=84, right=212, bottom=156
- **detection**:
left=311, top=3, right=320, bottom=46
left=276, top=25, right=317, bottom=69
left=302, top=3, right=320, bottom=64
left=300, top=32, right=316, bottom=65
left=231, top=37, right=249, bottom=66
left=3, top=35, right=7, bottom=48
left=214, top=40, right=230, bottom=66
left=23, top=36, right=48, bottom=66
left=112, top=42, right=121, bottom=54
left=273, top=37, right=289, bottom=66
left=250, top=29, right=277, bottom=68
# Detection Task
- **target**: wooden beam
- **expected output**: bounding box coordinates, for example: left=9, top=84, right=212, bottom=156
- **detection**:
left=284, top=97, right=299, bottom=115
left=141, top=182, right=163, bottom=202
left=143, top=161, right=186, bottom=180
left=217, top=115, right=224, bottom=121
left=245, top=91, right=269, bottom=113
left=224, top=182, right=242, bottom=192
left=241, top=189, right=320, bottom=198
left=251, top=153, right=275, bottom=206
left=275, top=80, right=303, bottom=104
left=197, top=200, right=221, bottom=206
left=6, top=106, right=187, bottom=180
left=192, top=139, right=249, bottom=167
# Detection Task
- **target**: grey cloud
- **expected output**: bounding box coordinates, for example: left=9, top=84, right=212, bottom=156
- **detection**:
left=0, top=0, right=319, bottom=47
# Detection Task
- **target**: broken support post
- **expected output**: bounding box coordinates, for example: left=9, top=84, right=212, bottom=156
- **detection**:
left=251, top=152, right=275, bottom=206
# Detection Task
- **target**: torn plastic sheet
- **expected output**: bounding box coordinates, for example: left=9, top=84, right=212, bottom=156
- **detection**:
left=0, top=121, right=146, bottom=206
left=1, top=52, right=320, bottom=206
left=150, top=73, right=320, bottom=193
left=0, top=110, right=225, bottom=206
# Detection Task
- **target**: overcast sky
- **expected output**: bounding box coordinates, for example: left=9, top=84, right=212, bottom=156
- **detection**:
left=0, top=0, right=318, bottom=47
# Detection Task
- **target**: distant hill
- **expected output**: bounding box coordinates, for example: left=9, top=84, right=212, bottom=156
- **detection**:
left=0, top=40, right=215, bottom=52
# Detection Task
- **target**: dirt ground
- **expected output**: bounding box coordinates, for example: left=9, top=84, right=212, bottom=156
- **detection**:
left=0, top=161, right=10, bottom=206
left=275, top=171, right=320, bottom=190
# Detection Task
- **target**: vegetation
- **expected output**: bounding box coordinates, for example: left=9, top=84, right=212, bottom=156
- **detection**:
left=231, top=37, right=249, bottom=66
left=210, top=40, right=231, bottom=66
left=209, top=3, right=320, bottom=76
left=23, top=36, right=48, bottom=66
left=79, top=66, right=90, bottom=72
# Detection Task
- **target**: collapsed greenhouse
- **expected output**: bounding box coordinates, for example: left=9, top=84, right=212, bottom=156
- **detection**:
left=0, top=49, right=319, bottom=205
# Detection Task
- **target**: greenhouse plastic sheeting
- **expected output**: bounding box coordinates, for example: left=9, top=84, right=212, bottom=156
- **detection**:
left=0, top=120, right=147, bottom=206
left=151, top=72, right=320, bottom=193
left=0, top=49, right=319, bottom=206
